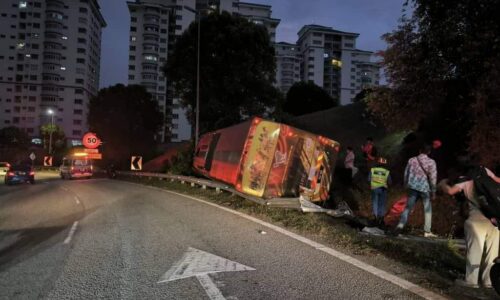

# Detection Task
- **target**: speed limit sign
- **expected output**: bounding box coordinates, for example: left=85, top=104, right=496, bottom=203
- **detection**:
left=82, top=132, right=101, bottom=149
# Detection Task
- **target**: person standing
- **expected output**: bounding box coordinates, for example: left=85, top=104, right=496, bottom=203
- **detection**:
left=395, top=145, right=438, bottom=237
left=344, top=146, right=358, bottom=178
left=361, top=137, right=377, bottom=167
left=369, top=157, right=391, bottom=225
left=439, top=167, right=500, bottom=288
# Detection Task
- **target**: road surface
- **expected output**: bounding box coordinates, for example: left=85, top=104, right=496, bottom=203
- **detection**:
left=0, top=177, right=433, bottom=299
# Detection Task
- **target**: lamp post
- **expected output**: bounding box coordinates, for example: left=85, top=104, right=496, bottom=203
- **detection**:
left=47, top=109, right=54, bottom=155
left=195, top=10, right=200, bottom=147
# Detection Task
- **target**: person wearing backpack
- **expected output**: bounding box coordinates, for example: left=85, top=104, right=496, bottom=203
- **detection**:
left=439, top=166, right=500, bottom=289
left=394, top=145, right=438, bottom=237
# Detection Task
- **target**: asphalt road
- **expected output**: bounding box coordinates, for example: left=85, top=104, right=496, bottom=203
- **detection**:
left=0, top=177, right=429, bottom=299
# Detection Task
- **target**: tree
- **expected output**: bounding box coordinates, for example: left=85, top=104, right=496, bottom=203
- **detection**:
left=40, top=123, right=66, bottom=153
left=0, top=126, right=30, bottom=149
left=88, top=84, right=163, bottom=167
left=366, top=0, right=500, bottom=166
left=164, top=11, right=280, bottom=133
left=281, top=82, right=337, bottom=116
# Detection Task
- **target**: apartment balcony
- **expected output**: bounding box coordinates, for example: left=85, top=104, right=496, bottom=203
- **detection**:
left=46, top=12, right=64, bottom=23
left=46, top=0, right=65, bottom=9
left=143, top=34, right=160, bottom=42
left=44, top=32, right=64, bottom=42
left=42, top=63, right=62, bottom=73
left=43, top=52, right=62, bottom=63
left=45, top=21, right=64, bottom=32
left=143, top=41, right=159, bottom=49
left=42, top=73, right=62, bottom=84
left=44, top=41, right=63, bottom=51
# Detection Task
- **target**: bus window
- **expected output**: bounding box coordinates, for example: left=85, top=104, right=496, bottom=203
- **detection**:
left=204, top=133, right=220, bottom=171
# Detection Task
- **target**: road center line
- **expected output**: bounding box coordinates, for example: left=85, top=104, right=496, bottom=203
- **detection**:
left=124, top=182, right=447, bottom=300
left=63, top=221, right=79, bottom=244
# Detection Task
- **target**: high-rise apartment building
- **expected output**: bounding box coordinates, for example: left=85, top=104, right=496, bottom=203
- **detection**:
left=274, top=42, right=300, bottom=94
left=294, top=24, right=380, bottom=105
left=0, top=0, right=106, bottom=144
left=128, top=0, right=279, bottom=142
left=235, top=2, right=279, bottom=43
left=197, top=0, right=280, bottom=43
left=127, top=0, right=194, bottom=142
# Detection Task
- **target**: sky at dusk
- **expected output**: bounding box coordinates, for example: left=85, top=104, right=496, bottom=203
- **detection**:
left=99, top=0, right=406, bottom=88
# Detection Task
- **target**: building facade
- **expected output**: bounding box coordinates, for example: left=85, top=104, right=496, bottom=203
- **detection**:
left=294, top=24, right=380, bottom=105
left=128, top=0, right=279, bottom=142
left=0, top=0, right=106, bottom=144
left=127, top=0, right=194, bottom=142
left=274, top=42, right=300, bottom=94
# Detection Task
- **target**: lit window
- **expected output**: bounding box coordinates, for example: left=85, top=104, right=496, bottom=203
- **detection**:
left=144, top=55, right=157, bottom=61
left=62, top=36, right=68, bottom=40
left=323, top=53, right=329, bottom=58
left=25, top=54, right=31, bottom=57
left=60, top=66, right=66, bottom=70
left=19, top=1, right=27, bottom=8
left=331, top=59, right=342, bottom=68
left=130, top=36, right=136, bottom=42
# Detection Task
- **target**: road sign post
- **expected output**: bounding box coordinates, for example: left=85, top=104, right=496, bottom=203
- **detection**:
left=29, top=152, right=36, bottom=167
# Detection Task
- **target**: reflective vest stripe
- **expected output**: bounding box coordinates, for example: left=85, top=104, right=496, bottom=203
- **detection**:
left=371, top=167, right=389, bottom=189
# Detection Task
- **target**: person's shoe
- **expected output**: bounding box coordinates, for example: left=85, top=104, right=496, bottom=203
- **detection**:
left=424, top=232, right=438, bottom=238
left=455, top=279, right=479, bottom=289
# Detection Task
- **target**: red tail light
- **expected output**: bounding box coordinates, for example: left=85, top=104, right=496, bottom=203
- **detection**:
left=29, top=171, right=35, bottom=176
left=7, top=172, right=14, bottom=176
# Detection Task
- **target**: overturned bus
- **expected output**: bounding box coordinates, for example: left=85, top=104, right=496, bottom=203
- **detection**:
left=193, top=117, right=340, bottom=203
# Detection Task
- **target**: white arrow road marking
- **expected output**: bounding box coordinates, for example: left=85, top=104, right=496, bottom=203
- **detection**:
left=196, top=274, right=225, bottom=300
left=158, top=247, right=255, bottom=300
left=63, top=221, right=78, bottom=244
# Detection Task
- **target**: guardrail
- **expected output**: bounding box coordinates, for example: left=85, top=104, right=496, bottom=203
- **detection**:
left=116, top=171, right=345, bottom=213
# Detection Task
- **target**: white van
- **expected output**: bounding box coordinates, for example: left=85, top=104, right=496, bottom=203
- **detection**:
left=60, top=157, right=93, bottom=179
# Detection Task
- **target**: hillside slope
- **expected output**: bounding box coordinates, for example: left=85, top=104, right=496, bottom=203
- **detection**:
left=291, top=102, right=386, bottom=150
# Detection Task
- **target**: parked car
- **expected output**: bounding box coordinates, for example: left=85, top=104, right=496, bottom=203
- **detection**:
left=60, top=157, right=93, bottom=179
left=0, top=162, right=10, bottom=174
left=4, top=164, right=35, bottom=185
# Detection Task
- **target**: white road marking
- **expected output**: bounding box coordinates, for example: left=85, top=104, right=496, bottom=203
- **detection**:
left=60, top=187, right=69, bottom=192
left=127, top=182, right=447, bottom=300
left=196, top=274, right=226, bottom=300
left=74, top=196, right=81, bottom=205
left=63, top=221, right=78, bottom=244
left=158, top=247, right=255, bottom=300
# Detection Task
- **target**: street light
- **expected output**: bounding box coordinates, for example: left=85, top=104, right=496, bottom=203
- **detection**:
left=47, top=109, right=55, bottom=155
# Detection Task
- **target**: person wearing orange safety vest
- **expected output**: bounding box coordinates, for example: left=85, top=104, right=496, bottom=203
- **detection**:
left=368, top=157, right=392, bottom=225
